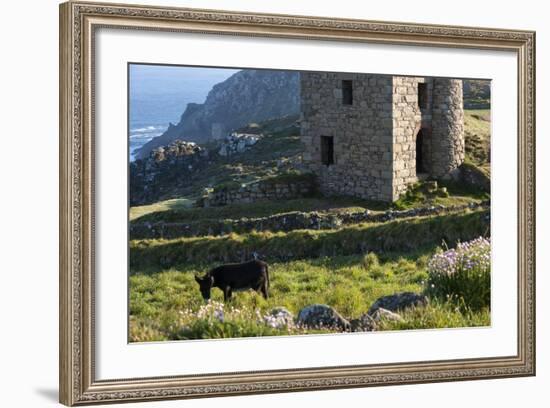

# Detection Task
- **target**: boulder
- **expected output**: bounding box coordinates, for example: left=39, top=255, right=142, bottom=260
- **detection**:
left=350, top=313, right=377, bottom=332
left=297, top=304, right=350, bottom=331
left=371, top=307, right=403, bottom=322
left=268, top=307, right=294, bottom=326
left=368, top=292, right=428, bottom=315
left=236, top=139, right=247, bottom=152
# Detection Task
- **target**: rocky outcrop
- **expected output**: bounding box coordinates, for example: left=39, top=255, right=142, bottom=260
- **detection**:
left=135, top=70, right=300, bottom=159
left=129, top=140, right=209, bottom=205
left=218, top=133, right=261, bottom=157
left=297, top=304, right=351, bottom=331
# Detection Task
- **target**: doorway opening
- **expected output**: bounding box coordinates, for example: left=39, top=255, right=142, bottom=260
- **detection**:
left=416, top=130, right=425, bottom=174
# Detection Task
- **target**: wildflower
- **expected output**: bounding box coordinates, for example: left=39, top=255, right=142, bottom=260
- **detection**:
left=426, top=236, right=491, bottom=310
left=213, top=309, right=224, bottom=323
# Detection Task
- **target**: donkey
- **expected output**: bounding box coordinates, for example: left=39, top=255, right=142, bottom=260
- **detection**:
left=195, top=259, right=269, bottom=302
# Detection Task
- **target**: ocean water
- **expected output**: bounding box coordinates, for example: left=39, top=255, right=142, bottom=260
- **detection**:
left=129, top=64, right=239, bottom=160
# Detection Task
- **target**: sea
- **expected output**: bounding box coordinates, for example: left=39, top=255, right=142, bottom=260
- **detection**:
left=129, top=64, right=239, bottom=161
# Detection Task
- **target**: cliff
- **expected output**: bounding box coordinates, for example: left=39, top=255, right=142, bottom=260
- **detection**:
left=135, top=69, right=300, bottom=159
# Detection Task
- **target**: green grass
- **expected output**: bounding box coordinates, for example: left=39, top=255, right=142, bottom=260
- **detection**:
left=464, top=109, right=491, bottom=172
left=131, top=196, right=381, bottom=224
left=194, top=117, right=304, bottom=192
left=130, top=209, right=489, bottom=271
left=130, top=115, right=304, bottom=206
left=393, top=180, right=489, bottom=211
left=130, top=255, right=424, bottom=324
left=131, top=181, right=486, bottom=226
left=130, top=108, right=491, bottom=224
left=376, top=299, right=490, bottom=331
left=129, top=198, right=194, bottom=222
left=212, top=171, right=317, bottom=193
left=128, top=109, right=493, bottom=342
left=129, top=252, right=489, bottom=341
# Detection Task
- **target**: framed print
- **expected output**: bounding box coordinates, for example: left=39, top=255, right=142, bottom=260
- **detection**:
left=59, top=1, right=536, bottom=405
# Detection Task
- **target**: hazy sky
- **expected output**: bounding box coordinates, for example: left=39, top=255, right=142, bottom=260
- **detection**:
left=129, top=64, right=240, bottom=129
left=129, top=64, right=239, bottom=100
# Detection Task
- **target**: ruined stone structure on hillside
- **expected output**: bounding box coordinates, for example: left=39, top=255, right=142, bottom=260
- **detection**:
left=300, top=72, right=464, bottom=202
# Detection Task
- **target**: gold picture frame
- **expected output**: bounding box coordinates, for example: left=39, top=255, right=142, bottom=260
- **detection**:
left=59, top=1, right=536, bottom=405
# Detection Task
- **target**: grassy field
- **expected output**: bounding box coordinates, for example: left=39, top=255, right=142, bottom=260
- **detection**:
left=129, top=209, right=490, bottom=341
left=130, top=209, right=489, bottom=268
left=464, top=109, right=491, bottom=172
left=131, top=181, right=488, bottom=226
left=130, top=251, right=490, bottom=342
left=129, top=198, right=194, bottom=222
left=128, top=108, right=492, bottom=342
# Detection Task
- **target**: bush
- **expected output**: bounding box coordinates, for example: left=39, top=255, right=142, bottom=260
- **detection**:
left=362, top=252, right=379, bottom=271
left=213, top=180, right=242, bottom=193
left=368, top=266, right=388, bottom=280
left=426, top=237, right=490, bottom=311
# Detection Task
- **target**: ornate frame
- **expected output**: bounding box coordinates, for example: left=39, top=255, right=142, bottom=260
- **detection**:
left=59, top=1, right=536, bottom=405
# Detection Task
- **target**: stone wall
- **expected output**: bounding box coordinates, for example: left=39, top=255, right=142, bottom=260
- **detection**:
left=131, top=201, right=490, bottom=240
left=392, top=77, right=425, bottom=199
left=301, top=72, right=395, bottom=201
left=198, top=177, right=316, bottom=207
left=431, top=78, right=465, bottom=179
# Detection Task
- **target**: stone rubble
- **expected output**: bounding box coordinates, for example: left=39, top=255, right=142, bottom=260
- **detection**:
left=218, top=132, right=261, bottom=157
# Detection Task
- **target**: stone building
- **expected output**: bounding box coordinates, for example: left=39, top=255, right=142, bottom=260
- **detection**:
left=300, top=72, right=464, bottom=202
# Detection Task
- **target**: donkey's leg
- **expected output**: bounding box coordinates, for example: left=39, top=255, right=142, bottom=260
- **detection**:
left=224, top=286, right=232, bottom=302
left=261, top=280, right=269, bottom=299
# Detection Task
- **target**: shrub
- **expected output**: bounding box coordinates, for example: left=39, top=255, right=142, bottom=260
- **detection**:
left=362, top=252, right=379, bottom=271
left=213, top=180, right=242, bottom=193
left=415, top=255, right=429, bottom=269
left=368, top=266, right=387, bottom=280
left=426, top=237, right=490, bottom=311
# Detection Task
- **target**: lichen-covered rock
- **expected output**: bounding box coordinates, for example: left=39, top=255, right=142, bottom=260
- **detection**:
left=218, top=132, right=261, bottom=156
left=371, top=307, right=403, bottom=322
left=350, top=313, right=377, bottom=332
left=266, top=307, right=294, bottom=327
left=297, top=304, right=350, bottom=331
left=368, top=292, right=428, bottom=315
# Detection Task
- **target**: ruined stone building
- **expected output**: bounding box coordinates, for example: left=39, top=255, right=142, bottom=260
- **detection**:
left=300, top=72, right=464, bottom=202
